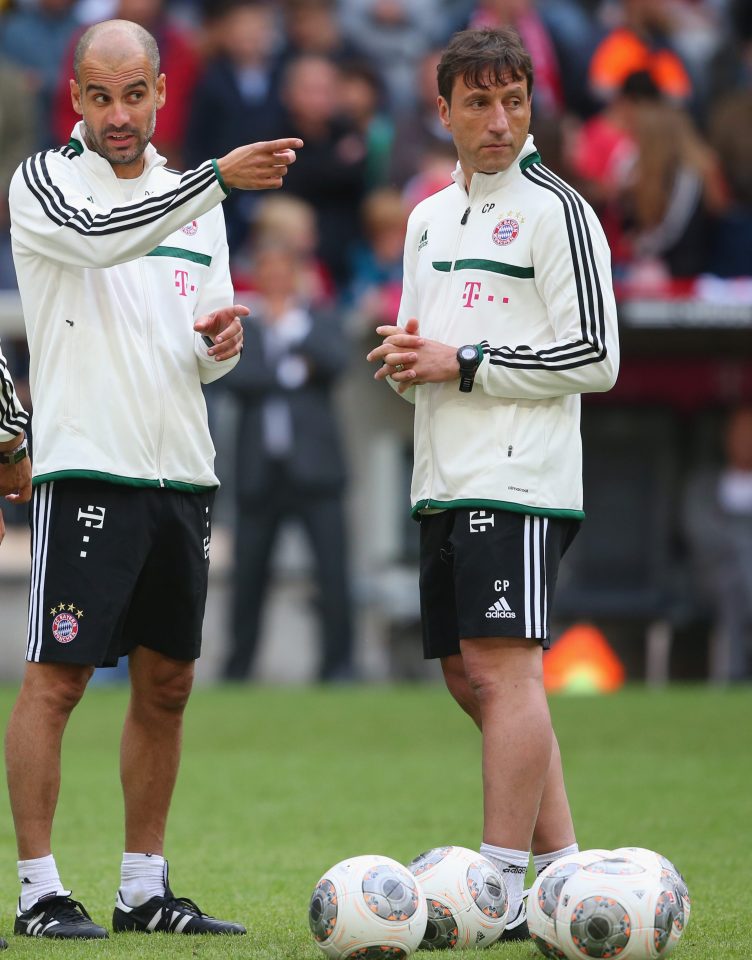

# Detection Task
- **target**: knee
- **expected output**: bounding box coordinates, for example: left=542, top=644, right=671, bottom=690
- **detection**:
left=441, top=657, right=479, bottom=719
left=134, top=663, right=194, bottom=716
left=25, top=664, right=93, bottom=716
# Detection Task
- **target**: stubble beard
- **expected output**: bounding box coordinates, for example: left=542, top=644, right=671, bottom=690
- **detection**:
left=83, top=107, right=157, bottom=168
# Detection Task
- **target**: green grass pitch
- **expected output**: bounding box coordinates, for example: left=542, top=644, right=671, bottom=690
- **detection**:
left=0, top=683, right=749, bottom=959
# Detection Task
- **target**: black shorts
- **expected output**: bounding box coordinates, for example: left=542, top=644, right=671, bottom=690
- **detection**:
left=26, top=479, right=214, bottom=667
left=419, top=508, right=579, bottom=659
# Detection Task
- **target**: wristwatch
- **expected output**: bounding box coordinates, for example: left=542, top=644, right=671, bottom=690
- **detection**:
left=0, top=435, right=28, bottom=465
left=456, top=344, right=483, bottom=393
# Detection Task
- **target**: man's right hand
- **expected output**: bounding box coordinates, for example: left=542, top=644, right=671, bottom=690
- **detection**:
left=216, top=138, right=304, bottom=191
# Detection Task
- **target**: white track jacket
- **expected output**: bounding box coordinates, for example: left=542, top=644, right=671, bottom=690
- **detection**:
left=9, top=123, right=238, bottom=490
left=397, top=136, right=619, bottom=519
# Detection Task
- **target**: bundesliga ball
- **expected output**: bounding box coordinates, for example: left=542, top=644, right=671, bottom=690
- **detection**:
left=528, top=849, right=612, bottom=959
left=611, top=848, right=690, bottom=954
left=555, top=856, right=685, bottom=960
left=406, top=846, right=508, bottom=949
left=308, top=854, right=428, bottom=959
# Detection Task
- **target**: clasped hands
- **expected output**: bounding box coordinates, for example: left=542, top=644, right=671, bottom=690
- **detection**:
left=366, top=318, right=459, bottom=393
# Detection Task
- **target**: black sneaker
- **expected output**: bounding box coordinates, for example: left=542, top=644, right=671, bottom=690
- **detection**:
left=112, top=888, right=246, bottom=935
left=500, top=900, right=529, bottom=941
left=15, top=895, right=108, bottom=939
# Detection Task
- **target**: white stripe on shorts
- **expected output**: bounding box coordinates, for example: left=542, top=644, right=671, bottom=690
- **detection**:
left=523, top=515, right=548, bottom=639
left=26, top=482, right=54, bottom=662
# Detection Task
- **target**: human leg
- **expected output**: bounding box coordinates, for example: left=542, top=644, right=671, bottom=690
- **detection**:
left=441, top=654, right=576, bottom=854
left=224, top=506, right=280, bottom=680
left=298, top=494, right=354, bottom=681
left=6, top=662, right=108, bottom=938
left=121, top=646, right=194, bottom=854
left=113, top=648, right=245, bottom=934
left=6, top=662, right=92, bottom=860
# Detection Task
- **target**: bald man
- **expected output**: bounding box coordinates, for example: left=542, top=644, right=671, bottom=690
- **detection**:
left=7, top=19, right=303, bottom=940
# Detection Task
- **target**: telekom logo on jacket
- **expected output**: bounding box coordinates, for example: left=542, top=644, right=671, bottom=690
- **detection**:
left=174, top=269, right=197, bottom=297
left=462, top=280, right=509, bottom=309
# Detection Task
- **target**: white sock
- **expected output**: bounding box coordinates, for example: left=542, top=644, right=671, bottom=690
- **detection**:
left=18, top=854, right=70, bottom=912
left=533, top=843, right=579, bottom=877
left=479, top=843, right=529, bottom=917
left=119, top=853, right=167, bottom=907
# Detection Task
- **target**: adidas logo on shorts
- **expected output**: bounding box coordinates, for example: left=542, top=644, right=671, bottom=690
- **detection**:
left=486, top=597, right=516, bottom=619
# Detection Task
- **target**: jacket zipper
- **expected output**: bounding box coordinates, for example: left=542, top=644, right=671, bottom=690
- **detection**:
left=139, top=259, right=166, bottom=486
left=426, top=194, right=472, bottom=508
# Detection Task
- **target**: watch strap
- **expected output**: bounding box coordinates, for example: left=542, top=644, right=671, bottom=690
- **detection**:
left=0, top=436, right=28, bottom=465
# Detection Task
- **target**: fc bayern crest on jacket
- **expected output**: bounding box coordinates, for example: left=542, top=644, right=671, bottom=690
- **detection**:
left=492, top=217, right=520, bottom=246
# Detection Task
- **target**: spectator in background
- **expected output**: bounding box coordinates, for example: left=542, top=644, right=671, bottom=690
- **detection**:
left=705, top=0, right=752, bottom=277
left=707, top=0, right=752, bottom=102
left=339, top=0, right=446, bottom=112
left=222, top=239, right=354, bottom=683
left=52, top=0, right=201, bottom=167
left=465, top=0, right=599, bottom=118
left=270, top=54, right=368, bottom=288
left=388, top=48, right=455, bottom=188
left=338, top=59, right=394, bottom=189
left=0, top=58, right=37, bottom=288
left=274, top=0, right=357, bottom=68
left=588, top=0, right=694, bottom=108
left=616, top=91, right=727, bottom=282
left=683, top=405, right=752, bottom=683
left=573, top=66, right=726, bottom=284
left=0, top=0, right=80, bottom=149
left=185, top=0, right=280, bottom=251
left=347, top=187, right=408, bottom=331
left=234, top=194, right=335, bottom=307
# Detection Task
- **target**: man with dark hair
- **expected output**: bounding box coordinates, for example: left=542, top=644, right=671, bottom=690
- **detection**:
left=368, top=28, right=619, bottom=939
left=7, top=17, right=302, bottom=940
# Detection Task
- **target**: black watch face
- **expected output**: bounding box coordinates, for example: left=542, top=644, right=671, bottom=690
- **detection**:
left=458, top=345, right=477, bottom=363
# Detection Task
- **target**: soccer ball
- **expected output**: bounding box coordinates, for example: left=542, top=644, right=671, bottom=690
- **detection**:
left=611, top=849, right=690, bottom=922
left=406, top=845, right=508, bottom=949
left=308, top=854, right=428, bottom=959
left=555, top=856, right=685, bottom=959
left=527, top=849, right=612, bottom=959
left=611, top=848, right=690, bottom=954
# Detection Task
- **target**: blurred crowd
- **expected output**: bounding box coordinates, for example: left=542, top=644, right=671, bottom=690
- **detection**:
left=2, top=0, right=752, bottom=682
left=1, top=0, right=751, bottom=304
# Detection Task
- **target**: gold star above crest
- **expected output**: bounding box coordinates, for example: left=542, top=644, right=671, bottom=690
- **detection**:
left=57, top=602, right=66, bottom=612
left=67, top=603, right=75, bottom=612
left=76, top=609, right=84, bottom=618
left=50, top=607, right=57, bottom=616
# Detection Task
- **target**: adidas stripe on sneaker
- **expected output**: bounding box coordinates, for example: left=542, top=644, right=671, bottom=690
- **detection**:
left=112, top=889, right=246, bottom=935
left=14, top=895, right=108, bottom=939
left=499, top=900, right=529, bottom=941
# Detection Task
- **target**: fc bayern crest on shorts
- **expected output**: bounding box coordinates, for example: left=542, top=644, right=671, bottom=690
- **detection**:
left=492, top=218, right=519, bottom=246
left=181, top=220, right=198, bottom=236
left=50, top=603, right=83, bottom=644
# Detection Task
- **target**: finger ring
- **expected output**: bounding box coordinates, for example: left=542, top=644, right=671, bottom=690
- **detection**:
left=394, top=363, right=405, bottom=372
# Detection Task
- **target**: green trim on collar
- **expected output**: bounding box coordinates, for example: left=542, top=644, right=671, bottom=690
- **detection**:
left=519, top=151, right=542, bottom=171
left=32, top=469, right=217, bottom=493
left=411, top=497, right=584, bottom=520
left=146, top=246, right=212, bottom=266
left=66, top=137, right=84, bottom=155
left=211, top=158, right=231, bottom=196
left=433, top=259, right=535, bottom=279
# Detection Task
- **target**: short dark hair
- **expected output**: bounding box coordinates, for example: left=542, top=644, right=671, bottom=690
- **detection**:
left=437, top=28, right=534, bottom=103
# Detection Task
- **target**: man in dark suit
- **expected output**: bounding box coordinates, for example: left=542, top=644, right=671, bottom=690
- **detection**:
left=222, top=241, right=355, bottom=681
